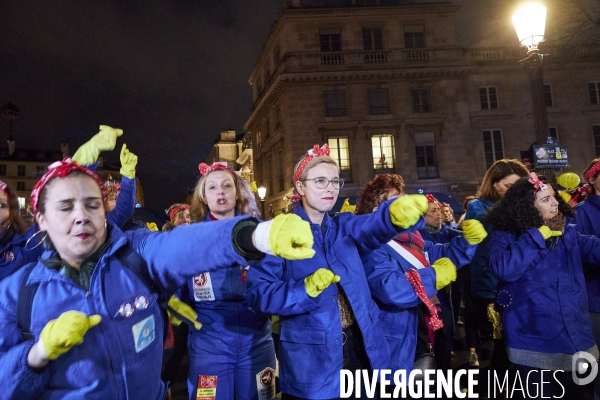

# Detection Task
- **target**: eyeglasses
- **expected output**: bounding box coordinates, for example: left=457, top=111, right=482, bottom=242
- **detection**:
left=303, top=177, right=344, bottom=189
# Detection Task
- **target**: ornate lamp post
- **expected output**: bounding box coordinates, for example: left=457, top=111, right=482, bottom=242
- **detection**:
left=257, top=186, right=267, bottom=220
left=512, top=4, right=555, bottom=182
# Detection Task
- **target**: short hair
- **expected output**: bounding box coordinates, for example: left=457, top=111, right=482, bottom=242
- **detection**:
left=288, top=155, right=339, bottom=213
left=191, top=167, right=260, bottom=221
left=476, top=159, right=529, bottom=202
left=355, top=174, right=405, bottom=215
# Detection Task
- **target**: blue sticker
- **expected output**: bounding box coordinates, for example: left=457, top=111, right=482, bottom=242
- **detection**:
left=132, top=315, right=155, bottom=353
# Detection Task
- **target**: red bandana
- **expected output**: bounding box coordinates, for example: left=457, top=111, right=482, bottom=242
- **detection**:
left=584, top=161, right=600, bottom=184
left=290, top=144, right=331, bottom=204
left=198, top=162, right=232, bottom=177
left=425, top=194, right=439, bottom=206
left=169, top=204, right=190, bottom=222
left=406, top=269, right=444, bottom=331
left=30, top=158, right=106, bottom=214
left=0, top=180, right=9, bottom=198
left=528, top=172, right=547, bottom=194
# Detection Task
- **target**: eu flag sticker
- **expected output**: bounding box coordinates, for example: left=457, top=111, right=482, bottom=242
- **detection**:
left=132, top=315, right=155, bottom=353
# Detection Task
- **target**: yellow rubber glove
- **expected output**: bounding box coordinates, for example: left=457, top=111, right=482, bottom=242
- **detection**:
left=389, top=194, right=429, bottom=229
left=431, top=257, right=457, bottom=290
left=558, top=190, right=572, bottom=204
left=462, top=219, right=488, bottom=244
left=304, top=268, right=341, bottom=297
left=72, top=125, right=123, bottom=166
left=39, top=311, right=101, bottom=360
left=119, top=144, right=138, bottom=179
left=268, top=214, right=316, bottom=260
left=167, top=295, right=202, bottom=330
left=538, top=226, right=563, bottom=240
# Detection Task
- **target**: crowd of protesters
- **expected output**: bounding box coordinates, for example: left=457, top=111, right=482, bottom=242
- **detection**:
left=0, top=125, right=599, bottom=400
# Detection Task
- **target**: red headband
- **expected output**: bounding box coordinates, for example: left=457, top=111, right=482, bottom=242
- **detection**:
left=30, top=158, right=107, bottom=214
left=0, top=180, right=9, bottom=198
left=289, top=144, right=331, bottom=204
left=198, top=162, right=232, bottom=177
left=583, top=161, right=600, bottom=184
left=293, top=144, right=330, bottom=183
left=425, top=194, right=439, bottom=205
left=528, top=172, right=548, bottom=194
left=168, top=204, right=190, bottom=221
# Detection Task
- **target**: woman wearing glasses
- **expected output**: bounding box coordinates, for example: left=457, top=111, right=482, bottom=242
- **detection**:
left=246, top=144, right=429, bottom=399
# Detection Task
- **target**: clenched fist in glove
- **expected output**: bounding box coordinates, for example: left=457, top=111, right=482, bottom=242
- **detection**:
left=305, top=268, right=341, bottom=298
left=252, top=214, right=315, bottom=260
left=28, top=310, right=101, bottom=368
left=538, top=225, right=562, bottom=240
left=389, top=194, right=429, bottom=229
left=168, top=295, right=202, bottom=330
left=72, top=125, right=123, bottom=166
left=432, top=257, right=457, bottom=290
left=462, top=220, right=488, bottom=244
left=119, top=144, right=138, bottom=179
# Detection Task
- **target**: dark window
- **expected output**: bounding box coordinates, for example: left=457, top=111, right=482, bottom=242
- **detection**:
left=411, top=88, right=432, bottom=113
left=368, top=89, right=390, bottom=115
left=544, top=84, right=553, bottom=107
left=320, top=30, right=341, bottom=52
left=325, top=90, right=347, bottom=117
left=479, top=87, right=498, bottom=110
left=416, top=146, right=438, bottom=179
left=549, top=126, right=558, bottom=140
left=36, top=165, right=46, bottom=177
left=372, top=135, right=395, bottom=174
left=36, top=152, right=45, bottom=160
left=589, top=82, right=600, bottom=104
left=594, top=125, right=600, bottom=157
left=483, top=130, right=504, bottom=169
left=404, top=25, right=425, bottom=49
left=363, top=29, right=383, bottom=50
left=17, top=182, right=25, bottom=191
left=0, top=165, right=5, bottom=175
left=17, top=165, right=25, bottom=177
left=256, top=131, right=262, bottom=149
left=264, top=118, right=270, bottom=140
left=328, top=137, right=352, bottom=182
left=275, top=107, right=281, bottom=130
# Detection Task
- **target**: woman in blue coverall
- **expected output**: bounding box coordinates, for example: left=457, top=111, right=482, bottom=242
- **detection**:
left=245, top=144, right=429, bottom=399
left=182, top=161, right=276, bottom=400
left=0, top=158, right=315, bottom=399
left=486, top=174, right=600, bottom=399
left=355, top=174, right=483, bottom=377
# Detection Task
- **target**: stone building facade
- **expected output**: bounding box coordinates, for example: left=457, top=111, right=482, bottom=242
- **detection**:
left=244, top=0, right=600, bottom=215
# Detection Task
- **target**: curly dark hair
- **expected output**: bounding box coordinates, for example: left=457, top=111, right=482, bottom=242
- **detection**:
left=484, top=178, right=574, bottom=237
left=355, top=174, right=404, bottom=215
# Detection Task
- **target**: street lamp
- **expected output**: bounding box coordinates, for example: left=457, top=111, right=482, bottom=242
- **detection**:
left=512, top=3, right=555, bottom=182
left=257, top=186, right=267, bottom=220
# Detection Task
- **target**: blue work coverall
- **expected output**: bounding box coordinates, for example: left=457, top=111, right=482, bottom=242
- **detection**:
left=363, top=234, right=476, bottom=372
left=182, top=214, right=276, bottom=400
left=246, top=200, right=414, bottom=398
left=0, top=217, right=258, bottom=399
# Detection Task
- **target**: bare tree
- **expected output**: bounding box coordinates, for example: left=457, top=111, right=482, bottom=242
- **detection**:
left=550, top=0, right=600, bottom=44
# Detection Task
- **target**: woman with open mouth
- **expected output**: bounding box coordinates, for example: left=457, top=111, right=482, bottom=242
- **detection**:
left=485, top=173, right=600, bottom=399
left=179, top=161, right=276, bottom=400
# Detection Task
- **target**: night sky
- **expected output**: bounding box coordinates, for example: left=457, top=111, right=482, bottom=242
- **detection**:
left=0, top=0, right=541, bottom=209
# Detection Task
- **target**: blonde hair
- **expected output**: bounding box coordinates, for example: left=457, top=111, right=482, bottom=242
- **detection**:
left=191, top=167, right=260, bottom=221
left=288, top=154, right=339, bottom=212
